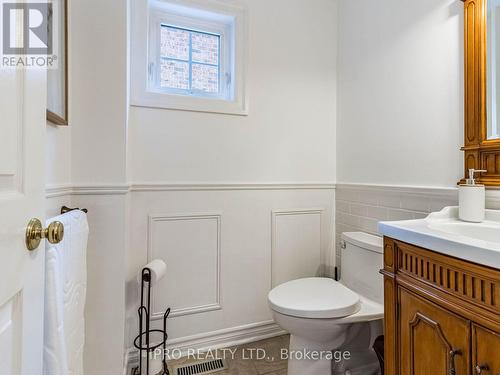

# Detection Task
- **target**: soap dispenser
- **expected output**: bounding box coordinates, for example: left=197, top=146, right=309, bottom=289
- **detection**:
left=459, top=168, right=487, bottom=222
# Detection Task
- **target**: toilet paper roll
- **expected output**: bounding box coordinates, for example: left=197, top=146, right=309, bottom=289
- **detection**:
left=137, top=259, right=167, bottom=285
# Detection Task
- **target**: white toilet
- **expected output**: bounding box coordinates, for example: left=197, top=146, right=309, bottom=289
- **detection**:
left=268, top=232, right=384, bottom=375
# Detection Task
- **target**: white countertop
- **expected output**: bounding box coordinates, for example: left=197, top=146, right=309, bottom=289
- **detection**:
left=378, top=207, right=500, bottom=269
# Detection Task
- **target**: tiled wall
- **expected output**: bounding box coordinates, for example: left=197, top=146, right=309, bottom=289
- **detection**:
left=335, top=184, right=458, bottom=268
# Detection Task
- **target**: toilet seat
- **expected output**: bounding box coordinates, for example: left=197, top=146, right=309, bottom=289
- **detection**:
left=268, top=277, right=361, bottom=319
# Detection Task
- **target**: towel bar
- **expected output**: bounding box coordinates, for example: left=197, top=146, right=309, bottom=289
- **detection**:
left=61, top=206, right=88, bottom=214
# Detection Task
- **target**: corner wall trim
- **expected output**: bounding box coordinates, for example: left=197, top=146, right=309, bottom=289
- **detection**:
left=126, top=320, right=286, bottom=369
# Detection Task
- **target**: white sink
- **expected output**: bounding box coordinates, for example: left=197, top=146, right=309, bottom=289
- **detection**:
left=378, top=207, right=500, bottom=269
left=429, top=221, right=500, bottom=242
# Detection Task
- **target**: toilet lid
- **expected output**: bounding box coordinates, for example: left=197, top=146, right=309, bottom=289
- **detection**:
left=268, top=278, right=361, bottom=319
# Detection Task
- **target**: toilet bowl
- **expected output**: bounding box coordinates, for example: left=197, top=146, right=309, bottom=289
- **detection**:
left=268, top=232, right=384, bottom=375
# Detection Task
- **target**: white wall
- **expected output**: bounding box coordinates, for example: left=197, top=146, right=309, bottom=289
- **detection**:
left=46, top=125, right=72, bottom=188
left=45, top=0, right=338, bottom=373
left=337, top=0, right=463, bottom=187
left=70, top=0, right=128, bottom=373
left=125, top=0, right=338, bottom=360
left=128, top=0, right=337, bottom=184
left=46, top=124, right=72, bottom=218
left=46, top=1, right=128, bottom=374
left=71, top=0, right=128, bottom=185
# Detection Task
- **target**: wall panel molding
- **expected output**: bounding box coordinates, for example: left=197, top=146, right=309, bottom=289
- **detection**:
left=147, top=213, right=222, bottom=319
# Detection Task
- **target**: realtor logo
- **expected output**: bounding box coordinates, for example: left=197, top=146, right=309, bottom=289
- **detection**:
left=3, top=3, right=52, bottom=54
left=1, top=2, right=59, bottom=68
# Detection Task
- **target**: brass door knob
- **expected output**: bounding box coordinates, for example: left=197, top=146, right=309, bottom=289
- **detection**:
left=25, top=218, right=64, bottom=251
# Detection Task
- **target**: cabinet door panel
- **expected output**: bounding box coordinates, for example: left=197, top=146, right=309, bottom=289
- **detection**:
left=473, top=324, right=500, bottom=374
left=399, top=288, right=471, bottom=375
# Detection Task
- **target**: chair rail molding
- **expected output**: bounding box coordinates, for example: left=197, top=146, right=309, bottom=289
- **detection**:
left=46, top=184, right=74, bottom=198
left=46, top=182, right=336, bottom=198
left=130, top=182, right=336, bottom=192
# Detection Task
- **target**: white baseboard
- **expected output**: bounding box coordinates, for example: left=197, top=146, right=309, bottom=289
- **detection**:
left=125, top=320, right=286, bottom=370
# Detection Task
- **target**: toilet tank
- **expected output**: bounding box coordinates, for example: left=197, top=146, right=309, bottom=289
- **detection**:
left=340, top=232, right=384, bottom=304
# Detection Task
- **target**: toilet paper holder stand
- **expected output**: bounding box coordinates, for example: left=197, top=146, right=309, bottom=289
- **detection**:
left=133, top=267, right=171, bottom=375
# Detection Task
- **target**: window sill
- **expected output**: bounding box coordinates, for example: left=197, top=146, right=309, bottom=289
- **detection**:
left=130, top=90, right=248, bottom=116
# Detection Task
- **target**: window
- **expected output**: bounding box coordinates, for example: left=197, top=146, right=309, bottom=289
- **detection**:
left=158, top=25, right=221, bottom=95
left=131, top=0, right=247, bottom=115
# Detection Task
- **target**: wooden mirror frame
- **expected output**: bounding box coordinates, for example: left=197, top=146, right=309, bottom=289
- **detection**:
left=460, top=0, right=500, bottom=185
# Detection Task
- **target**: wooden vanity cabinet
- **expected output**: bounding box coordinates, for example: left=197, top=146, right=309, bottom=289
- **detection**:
left=473, top=325, right=500, bottom=375
left=382, top=237, right=500, bottom=375
left=399, top=288, right=471, bottom=374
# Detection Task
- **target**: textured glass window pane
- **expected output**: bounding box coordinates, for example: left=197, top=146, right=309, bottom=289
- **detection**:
left=160, top=60, right=189, bottom=89
left=161, top=26, right=189, bottom=60
left=192, top=32, right=219, bottom=65
left=192, top=63, right=219, bottom=93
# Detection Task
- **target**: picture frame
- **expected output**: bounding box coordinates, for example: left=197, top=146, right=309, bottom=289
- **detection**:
left=47, top=0, right=68, bottom=126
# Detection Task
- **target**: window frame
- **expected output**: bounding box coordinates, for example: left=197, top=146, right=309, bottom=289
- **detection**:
left=131, top=0, right=248, bottom=116
left=148, top=12, right=231, bottom=99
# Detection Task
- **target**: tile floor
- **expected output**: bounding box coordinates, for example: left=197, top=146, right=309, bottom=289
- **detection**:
left=166, top=334, right=290, bottom=375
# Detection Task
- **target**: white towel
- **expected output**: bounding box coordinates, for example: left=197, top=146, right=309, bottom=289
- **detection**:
left=43, top=210, right=89, bottom=375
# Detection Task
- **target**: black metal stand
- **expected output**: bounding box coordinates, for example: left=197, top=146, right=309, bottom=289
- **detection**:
left=133, top=268, right=170, bottom=375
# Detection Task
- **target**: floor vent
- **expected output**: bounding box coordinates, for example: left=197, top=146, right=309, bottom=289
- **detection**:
left=172, top=359, right=227, bottom=375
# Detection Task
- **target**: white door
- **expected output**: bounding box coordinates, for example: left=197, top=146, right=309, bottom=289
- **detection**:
left=0, top=53, right=47, bottom=375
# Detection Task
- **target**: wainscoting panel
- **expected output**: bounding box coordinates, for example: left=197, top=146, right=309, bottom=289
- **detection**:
left=271, top=209, right=323, bottom=287
left=127, top=187, right=335, bottom=350
left=148, top=214, right=221, bottom=319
